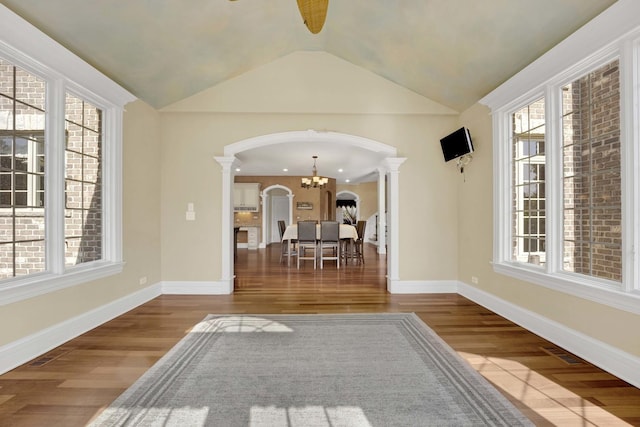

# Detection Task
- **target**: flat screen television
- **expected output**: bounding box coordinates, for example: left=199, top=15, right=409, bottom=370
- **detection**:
left=440, top=127, right=474, bottom=162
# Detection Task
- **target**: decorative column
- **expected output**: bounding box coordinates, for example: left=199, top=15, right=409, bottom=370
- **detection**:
left=260, top=192, right=268, bottom=248
left=384, top=157, right=407, bottom=292
left=214, top=156, right=238, bottom=294
left=376, top=167, right=387, bottom=255
left=287, top=193, right=295, bottom=225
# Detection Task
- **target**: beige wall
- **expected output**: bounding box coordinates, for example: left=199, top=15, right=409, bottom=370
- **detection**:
left=164, top=51, right=458, bottom=115
left=457, top=103, right=640, bottom=356
left=159, top=52, right=461, bottom=283
left=158, top=112, right=460, bottom=283
left=0, top=100, right=162, bottom=346
left=234, top=175, right=338, bottom=226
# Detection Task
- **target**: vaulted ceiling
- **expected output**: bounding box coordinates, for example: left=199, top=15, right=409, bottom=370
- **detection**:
left=1, top=0, right=616, bottom=111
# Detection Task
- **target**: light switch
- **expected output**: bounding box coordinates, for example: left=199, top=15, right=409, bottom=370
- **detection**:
left=186, top=211, right=196, bottom=221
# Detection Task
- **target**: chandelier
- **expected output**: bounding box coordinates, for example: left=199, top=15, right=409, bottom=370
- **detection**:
left=301, top=155, right=329, bottom=189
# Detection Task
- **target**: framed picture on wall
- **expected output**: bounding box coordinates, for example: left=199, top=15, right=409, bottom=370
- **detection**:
left=297, top=202, right=313, bottom=210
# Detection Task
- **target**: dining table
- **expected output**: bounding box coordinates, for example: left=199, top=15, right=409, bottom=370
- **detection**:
left=282, top=223, right=358, bottom=266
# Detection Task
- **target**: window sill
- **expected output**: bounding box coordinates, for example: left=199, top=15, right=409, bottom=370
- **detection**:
left=492, top=262, right=640, bottom=315
left=0, top=261, right=125, bottom=306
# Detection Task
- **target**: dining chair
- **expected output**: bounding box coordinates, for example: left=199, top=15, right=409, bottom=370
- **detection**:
left=319, top=221, right=340, bottom=269
left=297, top=221, right=317, bottom=269
left=354, top=220, right=366, bottom=265
left=278, top=220, right=296, bottom=263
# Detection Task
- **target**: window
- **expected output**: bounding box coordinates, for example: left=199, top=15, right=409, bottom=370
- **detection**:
left=0, top=6, right=134, bottom=303
left=481, top=7, right=640, bottom=314
left=561, top=61, right=622, bottom=282
left=511, top=99, right=546, bottom=265
left=0, top=61, right=46, bottom=279
left=499, top=58, right=624, bottom=286
left=65, top=93, right=102, bottom=266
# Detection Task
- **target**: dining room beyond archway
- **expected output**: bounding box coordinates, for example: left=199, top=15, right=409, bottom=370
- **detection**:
left=215, top=130, right=405, bottom=293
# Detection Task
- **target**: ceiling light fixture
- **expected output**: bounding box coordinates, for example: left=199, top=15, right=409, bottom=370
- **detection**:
left=301, top=155, right=329, bottom=189
left=296, top=0, right=329, bottom=34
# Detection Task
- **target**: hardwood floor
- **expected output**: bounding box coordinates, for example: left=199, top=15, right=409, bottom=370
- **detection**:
left=1, top=243, right=639, bottom=426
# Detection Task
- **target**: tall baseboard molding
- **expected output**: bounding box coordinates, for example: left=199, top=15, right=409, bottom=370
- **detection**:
left=161, top=280, right=233, bottom=295
left=387, top=279, right=458, bottom=294
left=458, top=281, right=640, bottom=389
left=0, top=283, right=161, bottom=375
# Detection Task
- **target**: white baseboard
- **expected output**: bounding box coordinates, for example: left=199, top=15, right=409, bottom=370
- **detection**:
left=161, top=280, right=233, bottom=295
left=457, top=281, right=640, bottom=389
left=0, top=283, right=161, bottom=375
left=387, top=279, right=458, bottom=294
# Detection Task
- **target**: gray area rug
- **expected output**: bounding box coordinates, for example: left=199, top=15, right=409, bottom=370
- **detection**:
left=90, top=313, right=532, bottom=426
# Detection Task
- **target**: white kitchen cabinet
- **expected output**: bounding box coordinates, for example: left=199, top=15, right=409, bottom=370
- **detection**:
left=247, top=226, right=259, bottom=249
left=239, top=226, right=259, bottom=250
left=233, top=183, right=260, bottom=211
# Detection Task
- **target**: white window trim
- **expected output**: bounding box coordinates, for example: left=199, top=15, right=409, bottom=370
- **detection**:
left=481, top=0, right=640, bottom=315
left=26, top=137, right=44, bottom=207
left=0, top=5, right=136, bottom=305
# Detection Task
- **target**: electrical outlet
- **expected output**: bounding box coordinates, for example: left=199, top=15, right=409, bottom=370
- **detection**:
left=471, top=276, right=479, bottom=284
left=139, top=276, right=148, bottom=285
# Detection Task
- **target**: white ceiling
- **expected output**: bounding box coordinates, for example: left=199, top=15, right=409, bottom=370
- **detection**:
left=1, top=0, right=617, bottom=182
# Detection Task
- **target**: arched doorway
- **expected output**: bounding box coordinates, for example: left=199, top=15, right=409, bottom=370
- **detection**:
left=215, top=130, right=405, bottom=293
left=336, top=190, right=360, bottom=225
left=260, top=184, right=294, bottom=247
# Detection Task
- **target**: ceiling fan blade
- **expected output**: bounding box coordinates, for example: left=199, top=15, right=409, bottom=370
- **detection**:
left=296, top=0, right=329, bottom=34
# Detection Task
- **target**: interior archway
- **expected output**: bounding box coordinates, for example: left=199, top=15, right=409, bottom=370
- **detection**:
left=216, top=130, right=404, bottom=293
left=336, top=190, right=360, bottom=225
left=260, top=184, right=294, bottom=246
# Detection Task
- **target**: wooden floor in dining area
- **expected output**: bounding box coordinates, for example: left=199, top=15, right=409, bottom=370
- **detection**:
left=1, top=243, right=639, bottom=426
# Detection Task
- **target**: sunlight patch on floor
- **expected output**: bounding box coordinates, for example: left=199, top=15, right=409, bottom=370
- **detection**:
left=460, top=352, right=633, bottom=426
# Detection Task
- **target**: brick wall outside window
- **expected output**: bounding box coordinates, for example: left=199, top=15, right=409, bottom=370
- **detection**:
left=0, top=58, right=103, bottom=280
left=510, top=60, right=621, bottom=282
left=0, top=60, right=46, bottom=279
left=562, top=60, right=621, bottom=282
left=64, top=93, right=102, bottom=267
